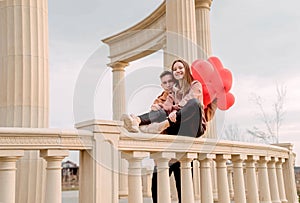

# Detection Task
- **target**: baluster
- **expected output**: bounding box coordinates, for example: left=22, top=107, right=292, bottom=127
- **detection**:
left=232, top=155, right=246, bottom=203
left=151, top=152, right=176, bottom=203
left=215, top=154, right=231, bottom=203
left=245, top=155, right=259, bottom=203
left=227, top=165, right=234, bottom=200
left=257, top=156, right=272, bottom=203
left=0, top=150, right=24, bottom=203
left=40, top=150, right=69, bottom=203
left=276, top=158, right=287, bottom=203
left=178, top=152, right=197, bottom=203
left=199, top=154, right=215, bottom=203
left=193, top=160, right=201, bottom=202
left=268, top=157, right=281, bottom=203
left=122, top=151, right=149, bottom=203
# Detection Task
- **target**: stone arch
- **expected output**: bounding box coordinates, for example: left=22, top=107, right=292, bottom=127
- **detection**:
left=103, top=0, right=215, bottom=140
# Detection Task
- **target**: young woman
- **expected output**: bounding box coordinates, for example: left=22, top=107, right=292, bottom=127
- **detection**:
left=121, top=59, right=206, bottom=137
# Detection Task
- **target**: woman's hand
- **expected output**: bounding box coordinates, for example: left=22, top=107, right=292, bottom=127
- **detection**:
left=151, top=104, right=161, bottom=111
left=168, top=110, right=177, bottom=122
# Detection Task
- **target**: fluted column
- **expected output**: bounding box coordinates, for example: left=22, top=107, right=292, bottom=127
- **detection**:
left=215, top=154, right=231, bottom=203
left=111, top=61, right=128, bottom=198
left=164, top=0, right=198, bottom=67
left=0, top=150, right=24, bottom=203
left=40, top=150, right=69, bottom=203
left=267, top=157, right=281, bottom=203
left=123, top=151, right=149, bottom=203
left=0, top=0, right=49, bottom=127
left=245, top=155, right=259, bottom=203
left=0, top=1, right=49, bottom=203
left=199, top=154, right=215, bottom=203
left=232, top=155, right=246, bottom=203
left=111, top=61, right=128, bottom=120
left=257, top=156, right=272, bottom=203
left=194, top=0, right=217, bottom=139
left=195, top=0, right=213, bottom=58
left=178, top=153, right=197, bottom=203
left=276, top=158, right=287, bottom=203
left=151, top=152, right=176, bottom=203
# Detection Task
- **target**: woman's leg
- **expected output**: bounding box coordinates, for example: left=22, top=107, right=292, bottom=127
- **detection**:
left=166, top=98, right=204, bottom=137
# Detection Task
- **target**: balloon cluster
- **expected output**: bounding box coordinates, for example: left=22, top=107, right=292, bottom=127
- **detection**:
left=191, top=56, right=235, bottom=110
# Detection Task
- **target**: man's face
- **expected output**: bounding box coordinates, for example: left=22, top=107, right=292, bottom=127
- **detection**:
left=161, top=74, right=174, bottom=91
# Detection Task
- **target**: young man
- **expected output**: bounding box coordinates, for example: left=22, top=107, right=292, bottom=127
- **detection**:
left=122, top=70, right=176, bottom=133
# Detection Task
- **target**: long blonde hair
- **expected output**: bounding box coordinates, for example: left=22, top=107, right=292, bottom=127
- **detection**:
left=171, top=59, right=194, bottom=95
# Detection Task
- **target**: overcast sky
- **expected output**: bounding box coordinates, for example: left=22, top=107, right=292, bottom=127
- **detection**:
left=48, top=0, right=300, bottom=164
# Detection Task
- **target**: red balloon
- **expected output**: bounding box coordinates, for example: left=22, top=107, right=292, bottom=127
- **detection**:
left=208, top=56, right=224, bottom=73
left=216, top=92, right=235, bottom=110
left=202, top=83, right=217, bottom=107
left=191, top=59, right=214, bottom=85
left=219, top=68, right=233, bottom=92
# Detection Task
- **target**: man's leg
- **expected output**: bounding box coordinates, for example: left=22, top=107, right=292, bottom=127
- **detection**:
left=170, top=162, right=181, bottom=203
left=151, top=166, right=157, bottom=203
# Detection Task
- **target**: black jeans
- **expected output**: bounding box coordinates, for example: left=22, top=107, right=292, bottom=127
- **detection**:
left=151, top=162, right=181, bottom=203
left=138, top=98, right=204, bottom=138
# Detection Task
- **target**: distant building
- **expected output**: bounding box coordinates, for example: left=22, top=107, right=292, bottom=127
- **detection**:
left=295, top=167, right=300, bottom=194
left=62, top=160, right=79, bottom=190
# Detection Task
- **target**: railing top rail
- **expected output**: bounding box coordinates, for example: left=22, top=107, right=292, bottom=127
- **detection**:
left=0, top=127, right=93, bottom=150
left=118, top=132, right=291, bottom=159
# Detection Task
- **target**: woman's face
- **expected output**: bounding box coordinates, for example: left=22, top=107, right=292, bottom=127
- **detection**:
left=172, top=61, right=185, bottom=80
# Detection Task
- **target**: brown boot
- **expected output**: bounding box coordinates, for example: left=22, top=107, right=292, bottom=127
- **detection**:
left=139, top=120, right=170, bottom=134
left=120, top=114, right=139, bottom=133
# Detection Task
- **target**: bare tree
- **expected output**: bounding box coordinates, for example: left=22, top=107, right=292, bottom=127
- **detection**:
left=247, top=84, right=287, bottom=144
left=224, top=124, right=241, bottom=141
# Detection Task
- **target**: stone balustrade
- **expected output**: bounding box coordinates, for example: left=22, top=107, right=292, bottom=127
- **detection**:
left=0, top=120, right=298, bottom=203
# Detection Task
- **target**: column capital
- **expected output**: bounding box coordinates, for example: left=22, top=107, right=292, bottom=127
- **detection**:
left=150, top=151, right=176, bottom=160
left=232, top=154, right=247, bottom=162
left=198, top=153, right=215, bottom=161
left=40, top=149, right=69, bottom=159
left=122, top=151, right=149, bottom=161
left=177, top=152, right=197, bottom=161
left=109, top=61, right=129, bottom=71
left=195, top=0, right=213, bottom=9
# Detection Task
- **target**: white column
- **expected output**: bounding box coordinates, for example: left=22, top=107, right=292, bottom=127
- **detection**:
left=276, top=158, right=287, bottom=203
left=257, top=156, right=272, bottom=203
left=40, top=150, right=69, bottom=203
left=123, top=151, right=149, bottom=203
left=178, top=153, right=197, bottom=203
left=151, top=152, right=176, bottom=203
left=0, top=0, right=49, bottom=127
left=195, top=0, right=213, bottom=58
left=194, top=0, right=216, bottom=139
left=110, top=61, right=128, bottom=120
left=199, top=154, right=215, bottom=203
left=215, top=154, right=231, bottom=203
left=268, top=157, right=281, bottom=203
left=0, top=150, right=24, bottom=203
left=0, top=1, right=49, bottom=202
left=165, top=0, right=198, bottom=66
left=245, top=155, right=259, bottom=203
left=232, top=155, right=246, bottom=203
left=111, top=61, right=129, bottom=199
